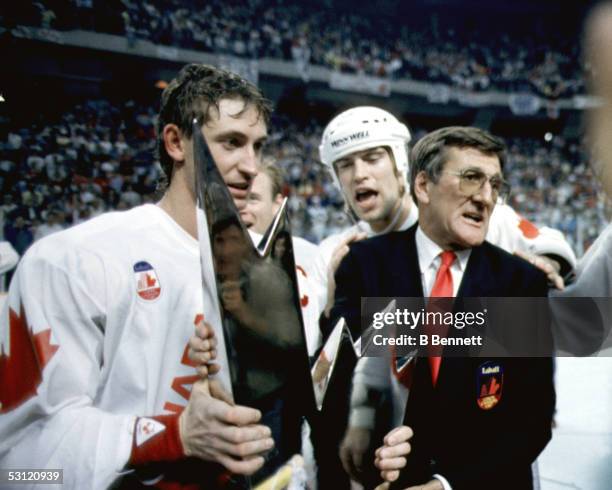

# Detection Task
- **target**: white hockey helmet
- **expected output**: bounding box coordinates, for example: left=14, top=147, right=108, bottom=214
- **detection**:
left=319, top=106, right=411, bottom=189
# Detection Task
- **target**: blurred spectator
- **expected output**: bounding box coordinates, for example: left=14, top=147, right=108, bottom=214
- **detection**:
left=34, top=210, right=66, bottom=241
left=4, top=215, right=34, bottom=256
left=120, top=183, right=143, bottom=208
left=291, top=36, right=311, bottom=82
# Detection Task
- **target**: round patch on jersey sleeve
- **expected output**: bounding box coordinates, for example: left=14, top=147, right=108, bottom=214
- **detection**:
left=133, top=261, right=161, bottom=300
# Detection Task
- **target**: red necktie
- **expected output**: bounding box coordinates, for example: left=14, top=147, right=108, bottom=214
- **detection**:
left=427, top=251, right=456, bottom=386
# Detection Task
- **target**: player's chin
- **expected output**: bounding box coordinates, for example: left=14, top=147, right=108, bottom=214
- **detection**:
left=232, top=197, right=248, bottom=211
left=353, top=205, right=382, bottom=223
left=239, top=211, right=254, bottom=228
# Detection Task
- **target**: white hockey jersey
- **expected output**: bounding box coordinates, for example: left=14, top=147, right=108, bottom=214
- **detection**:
left=569, top=222, right=612, bottom=296
left=0, top=204, right=227, bottom=489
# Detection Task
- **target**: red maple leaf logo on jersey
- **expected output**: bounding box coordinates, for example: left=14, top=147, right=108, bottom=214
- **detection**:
left=146, top=274, right=157, bottom=288
left=0, top=305, right=59, bottom=413
left=141, top=421, right=154, bottom=435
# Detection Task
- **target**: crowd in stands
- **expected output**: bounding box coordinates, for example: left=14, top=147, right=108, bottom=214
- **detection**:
left=0, top=99, right=159, bottom=257
left=2, top=0, right=586, bottom=98
left=0, top=97, right=607, bottom=263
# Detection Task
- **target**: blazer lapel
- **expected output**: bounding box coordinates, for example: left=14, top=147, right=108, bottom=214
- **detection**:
left=456, top=243, right=495, bottom=298
left=391, top=225, right=424, bottom=298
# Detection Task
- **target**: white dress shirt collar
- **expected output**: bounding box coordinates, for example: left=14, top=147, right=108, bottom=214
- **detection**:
left=415, top=226, right=471, bottom=297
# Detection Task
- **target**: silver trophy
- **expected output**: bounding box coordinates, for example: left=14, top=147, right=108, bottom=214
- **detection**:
left=192, top=122, right=314, bottom=486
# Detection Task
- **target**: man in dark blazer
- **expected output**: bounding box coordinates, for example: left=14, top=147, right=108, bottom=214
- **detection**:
left=331, top=127, right=555, bottom=490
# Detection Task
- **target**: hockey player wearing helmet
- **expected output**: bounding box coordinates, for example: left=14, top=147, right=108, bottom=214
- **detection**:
left=312, top=106, right=576, bottom=488
left=335, top=145, right=409, bottom=233
left=320, top=106, right=413, bottom=234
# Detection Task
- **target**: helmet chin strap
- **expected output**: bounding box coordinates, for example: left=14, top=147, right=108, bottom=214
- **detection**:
left=359, top=198, right=406, bottom=237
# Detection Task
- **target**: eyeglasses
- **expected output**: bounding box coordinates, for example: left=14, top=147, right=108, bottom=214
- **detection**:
left=444, top=169, right=510, bottom=203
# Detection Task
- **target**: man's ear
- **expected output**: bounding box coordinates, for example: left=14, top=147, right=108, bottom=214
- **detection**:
left=413, top=171, right=431, bottom=205
left=271, top=193, right=284, bottom=215
left=162, top=124, right=185, bottom=165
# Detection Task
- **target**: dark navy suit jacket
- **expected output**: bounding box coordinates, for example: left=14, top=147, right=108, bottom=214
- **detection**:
left=330, top=224, right=555, bottom=490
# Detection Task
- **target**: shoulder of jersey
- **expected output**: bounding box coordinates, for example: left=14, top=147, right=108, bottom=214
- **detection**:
left=292, top=235, right=318, bottom=252
left=317, top=225, right=359, bottom=253
left=26, top=205, right=156, bottom=258
left=490, top=202, right=520, bottom=223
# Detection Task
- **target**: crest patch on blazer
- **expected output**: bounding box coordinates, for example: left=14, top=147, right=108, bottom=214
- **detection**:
left=476, top=361, right=503, bottom=410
